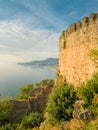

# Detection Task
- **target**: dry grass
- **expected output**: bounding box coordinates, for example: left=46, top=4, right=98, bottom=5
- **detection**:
left=32, top=118, right=98, bottom=130
left=87, top=118, right=98, bottom=130
left=61, top=119, right=86, bottom=130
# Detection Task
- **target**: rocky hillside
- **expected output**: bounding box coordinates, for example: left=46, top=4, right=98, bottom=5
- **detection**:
left=6, top=80, right=54, bottom=122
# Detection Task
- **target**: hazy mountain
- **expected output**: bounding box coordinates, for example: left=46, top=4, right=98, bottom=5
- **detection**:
left=17, top=58, right=58, bottom=67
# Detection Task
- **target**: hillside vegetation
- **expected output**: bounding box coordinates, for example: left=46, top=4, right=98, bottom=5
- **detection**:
left=0, top=74, right=98, bottom=129
left=0, top=49, right=98, bottom=130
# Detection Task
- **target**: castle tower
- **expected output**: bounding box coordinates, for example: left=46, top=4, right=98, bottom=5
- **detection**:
left=57, top=13, right=98, bottom=87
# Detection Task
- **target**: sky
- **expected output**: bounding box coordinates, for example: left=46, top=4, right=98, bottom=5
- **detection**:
left=0, top=0, right=98, bottom=62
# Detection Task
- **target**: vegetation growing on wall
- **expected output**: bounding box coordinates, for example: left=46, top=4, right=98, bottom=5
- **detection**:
left=89, top=49, right=98, bottom=68
left=77, top=49, right=98, bottom=116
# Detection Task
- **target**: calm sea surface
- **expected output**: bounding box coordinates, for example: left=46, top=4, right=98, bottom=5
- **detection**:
left=0, top=62, right=56, bottom=96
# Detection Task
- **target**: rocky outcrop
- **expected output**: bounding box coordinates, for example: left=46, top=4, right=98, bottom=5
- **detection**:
left=28, top=80, right=54, bottom=112
left=72, top=100, right=94, bottom=122
left=57, top=12, right=98, bottom=87
left=6, top=80, right=54, bottom=122
left=6, top=100, right=28, bottom=122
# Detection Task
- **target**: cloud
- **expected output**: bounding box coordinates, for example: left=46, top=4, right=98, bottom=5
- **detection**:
left=0, top=20, right=59, bottom=62
left=0, top=0, right=72, bottom=63
left=6, top=0, right=68, bottom=31
left=69, top=11, right=78, bottom=16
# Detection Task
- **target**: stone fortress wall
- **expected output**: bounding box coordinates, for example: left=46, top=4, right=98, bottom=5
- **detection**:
left=58, top=13, right=98, bottom=87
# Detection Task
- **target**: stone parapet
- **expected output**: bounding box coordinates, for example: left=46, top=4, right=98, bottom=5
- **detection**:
left=61, top=13, right=98, bottom=37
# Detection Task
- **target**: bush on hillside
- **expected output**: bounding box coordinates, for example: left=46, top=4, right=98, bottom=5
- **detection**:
left=78, top=73, right=98, bottom=115
left=46, top=83, right=77, bottom=124
left=21, top=112, right=43, bottom=129
left=0, top=97, right=13, bottom=126
left=16, top=83, right=33, bottom=99
left=0, top=123, right=16, bottom=130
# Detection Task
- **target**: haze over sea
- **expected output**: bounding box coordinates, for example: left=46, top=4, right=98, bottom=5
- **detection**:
left=0, top=62, right=56, bottom=96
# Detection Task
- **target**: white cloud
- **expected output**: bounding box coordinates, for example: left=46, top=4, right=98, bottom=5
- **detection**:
left=69, top=11, right=78, bottom=16
left=0, top=20, right=59, bottom=62
left=10, top=0, right=67, bottom=31
left=0, top=1, right=69, bottom=63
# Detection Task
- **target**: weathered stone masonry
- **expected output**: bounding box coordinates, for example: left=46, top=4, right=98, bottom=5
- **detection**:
left=57, top=13, right=98, bottom=87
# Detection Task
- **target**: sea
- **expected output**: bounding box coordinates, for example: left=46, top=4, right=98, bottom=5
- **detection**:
left=0, top=62, right=56, bottom=97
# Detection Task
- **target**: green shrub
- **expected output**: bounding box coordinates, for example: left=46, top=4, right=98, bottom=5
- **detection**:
left=78, top=73, right=98, bottom=115
left=21, top=112, right=43, bottom=129
left=0, top=122, right=21, bottom=130
left=87, top=118, right=98, bottom=130
left=35, top=82, right=41, bottom=88
left=46, top=83, right=77, bottom=124
left=78, top=83, right=95, bottom=107
left=0, top=97, right=13, bottom=126
left=16, top=83, right=33, bottom=99
left=0, top=123, right=12, bottom=130
left=89, top=49, right=98, bottom=68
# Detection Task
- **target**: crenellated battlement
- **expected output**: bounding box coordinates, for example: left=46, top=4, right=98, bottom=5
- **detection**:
left=62, top=13, right=98, bottom=37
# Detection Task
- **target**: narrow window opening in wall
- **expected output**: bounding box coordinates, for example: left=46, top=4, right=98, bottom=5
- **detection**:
left=63, top=42, right=66, bottom=48
left=94, top=13, right=97, bottom=19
